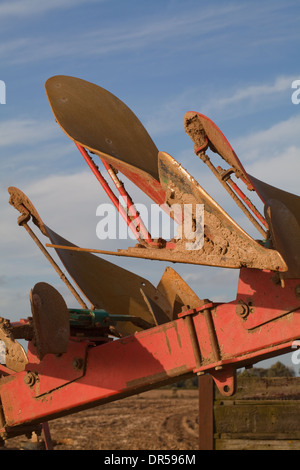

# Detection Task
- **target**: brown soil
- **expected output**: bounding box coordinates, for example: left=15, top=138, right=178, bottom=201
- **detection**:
left=2, top=389, right=199, bottom=451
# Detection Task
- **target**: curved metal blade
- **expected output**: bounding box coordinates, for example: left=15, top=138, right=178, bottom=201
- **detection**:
left=248, top=174, right=300, bottom=209
left=249, top=175, right=300, bottom=277
left=184, top=112, right=252, bottom=187
left=156, top=267, right=204, bottom=319
left=44, top=226, right=172, bottom=336
left=30, top=282, right=70, bottom=360
left=82, top=152, right=286, bottom=271
left=45, top=75, right=165, bottom=206
left=7, top=186, right=173, bottom=336
left=154, top=151, right=286, bottom=271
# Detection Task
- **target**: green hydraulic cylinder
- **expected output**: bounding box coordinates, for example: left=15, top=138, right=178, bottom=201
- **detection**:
left=68, top=309, right=153, bottom=330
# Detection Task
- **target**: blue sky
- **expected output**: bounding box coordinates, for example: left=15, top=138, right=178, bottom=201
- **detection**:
left=0, top=0, right=300, bottom=372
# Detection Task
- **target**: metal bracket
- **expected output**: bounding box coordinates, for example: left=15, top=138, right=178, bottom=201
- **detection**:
left=178, top=302, right=236, bottom=395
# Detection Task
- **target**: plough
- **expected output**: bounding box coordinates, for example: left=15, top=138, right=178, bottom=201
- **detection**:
left=0, top=75, right=299, bottom=448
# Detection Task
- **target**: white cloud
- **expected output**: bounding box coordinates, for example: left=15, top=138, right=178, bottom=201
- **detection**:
left=145, top=90, right=193, bottom=137
left=233, top=114, right=300, bottom=157
left=144, top=75, right=300, bottom=138
left=77, top=3, right=244, bottom=55
left=0, top=4, right=235, bottom=64
left=0, top=2, right=267, bottom=65
left=5, top=168, right=147, bottom=250
left=0, top=0, right=99, bottom=18
left=198, top=75, right=300, bottom=122
left=0, top=119, right=57, bottom=147
left=247, top=145, right=300, bottom=193
left=210, top=76, right=294, bottom=110
left=232, top=115, right=300, bottom=193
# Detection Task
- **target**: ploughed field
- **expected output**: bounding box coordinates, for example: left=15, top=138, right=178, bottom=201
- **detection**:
left=4, top=389, right=199, bottom=450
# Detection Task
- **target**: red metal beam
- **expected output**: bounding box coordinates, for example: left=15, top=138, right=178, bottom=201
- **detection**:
left=0, top=268, right=300, bottom=433
left=0, top=319, right=195, bottom=429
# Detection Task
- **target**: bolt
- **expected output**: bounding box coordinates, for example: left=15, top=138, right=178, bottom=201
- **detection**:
left=236, top=301, right=250, bottom=319
left=72, top=357, right=84, bottom=371
left=295, top=285, right=300, bottom=299
left=24, top=372, right=36, bottom=387
left=180, top=305, right=190, bottom=314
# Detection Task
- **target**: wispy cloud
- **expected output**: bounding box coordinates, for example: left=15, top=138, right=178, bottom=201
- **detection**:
left=248, top=146, right=300, bottom=193
left=83, top=3, right=244, bottom=53
left=145, top=90, right=194, bottom=137
left=0, top=119, right=57, bottom=147
left=231, top=115, right=300, bottom=192
left=0, top=0, right=99, bottom=18
left=12, top=169, right=132, bottom=248
left=0, top=3, right=240, bottom=65
left=1, top=2, right=282, bottom=66
left=233, top=114, right=300, bottom=161
left=144, top=75, right=299, bottom=138
left=206, top=76, right=295, bottom=111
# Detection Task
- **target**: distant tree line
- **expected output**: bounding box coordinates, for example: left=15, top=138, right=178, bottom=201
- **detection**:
left=166, top=361, right=295, bottom=389
left=237, top=361, right=295, bottom=378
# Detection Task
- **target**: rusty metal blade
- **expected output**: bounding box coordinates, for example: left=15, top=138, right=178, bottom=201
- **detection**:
left=7, top=186, right=174, bottom=336
left=184, top=113, right=268, bottom=236
left=248, top=174, right=300, bottom=209
left=8, top=187, right=89, bottom=309
left=30, top=282, right=70, bottom=360
left=157, top=267, right=205, bottom=319
left=184, top=111, right=252, bottom=186
left=249, top=175, right=300, bottom=278
left=156, top=151, right=286, bottom=271
left=141, top=267, right=203, bottom=322
left=50, top=153, right=287, bottom=271
left=265, top=200, right=300, bottom=278
left=45, top=75, right=165, bottom=206
left=139, top=289, right=170, bottom=326
left=44, top=226, right=173, bottom=336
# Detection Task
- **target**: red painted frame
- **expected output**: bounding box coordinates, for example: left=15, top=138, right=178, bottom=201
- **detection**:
left=0, top=268, right=299, bottom=436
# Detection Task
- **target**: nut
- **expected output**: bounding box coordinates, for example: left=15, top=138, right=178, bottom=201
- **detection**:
left=72, top=357, right=84, bottom=370
left=236, top=301, right=250, bottom=319
left=24, top=372, right=37, bottom=387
